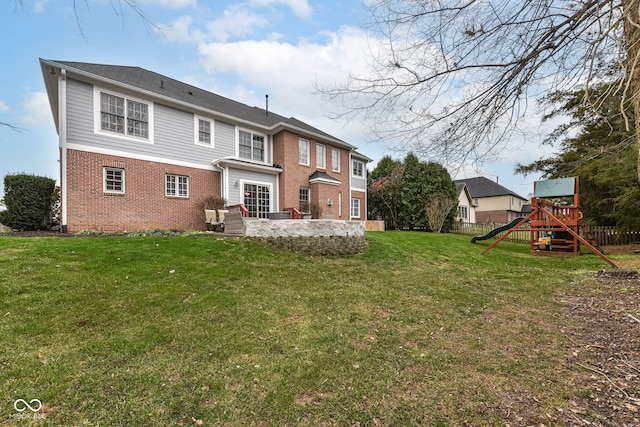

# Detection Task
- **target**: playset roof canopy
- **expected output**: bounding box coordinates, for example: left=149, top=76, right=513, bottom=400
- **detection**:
left=533, top=177, right=577, bottom=198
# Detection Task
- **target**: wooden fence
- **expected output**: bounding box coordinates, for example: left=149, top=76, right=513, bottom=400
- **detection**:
left=450, top=222, right=640, bottom=246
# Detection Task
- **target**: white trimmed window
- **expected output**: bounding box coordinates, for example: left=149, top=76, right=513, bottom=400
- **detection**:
left=104, top=167, right=124, bottom=194
left=299, top=187, right=310, bottom=214
left=352, top=160, right=364, bottom=177
left=299, top=138, right=309, bottom=165
left=316, top=143, right=326, bottom=169
left=458, top=205, right=468, bottom=220
left=196, top=118, right=212, bottom=145
left=331, top=148, right=340, bottom=172
left=99, top=91, right=150, bottom=139
left=166, top=174, right=189, bottom=198
left=239, top=130, right=265, bottom=162
left=350, top=198, right=361, bottom=218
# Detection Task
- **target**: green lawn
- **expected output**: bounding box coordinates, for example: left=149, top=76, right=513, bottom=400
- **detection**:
left=0, top=232, right=621, bottom=425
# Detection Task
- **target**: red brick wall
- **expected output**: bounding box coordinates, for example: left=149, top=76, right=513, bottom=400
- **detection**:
left=476, top=210, right=509, bottom=223
left=274, top=130, right=352, bottom=218
left=64, top=150, right=220, bottom=233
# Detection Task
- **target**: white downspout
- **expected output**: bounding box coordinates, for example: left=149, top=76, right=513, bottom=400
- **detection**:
left=59, top=69, right=68, bottom=233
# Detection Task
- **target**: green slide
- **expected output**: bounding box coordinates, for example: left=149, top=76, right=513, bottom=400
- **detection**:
left=471, top=218, right=525, bottom=243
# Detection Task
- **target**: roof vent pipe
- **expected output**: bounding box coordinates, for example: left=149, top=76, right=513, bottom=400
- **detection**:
left=265, top=94, right=269, bottom=116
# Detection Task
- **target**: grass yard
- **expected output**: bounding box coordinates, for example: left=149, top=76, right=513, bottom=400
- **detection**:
left=0, top=231, right=627, bottom=425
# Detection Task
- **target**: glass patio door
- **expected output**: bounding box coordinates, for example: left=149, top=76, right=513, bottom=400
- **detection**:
left=243, top=183, right=270, bottom=218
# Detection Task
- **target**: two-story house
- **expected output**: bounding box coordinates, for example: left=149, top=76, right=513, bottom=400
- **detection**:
left=455, top=181, right=476, bottom=223
left=40, top=59, right=369, bottom=233
left=454, top=177, right=527, bottom=223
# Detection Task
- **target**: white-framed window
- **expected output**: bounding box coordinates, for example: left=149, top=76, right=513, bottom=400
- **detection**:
left=299, top=187, right=310, bottom=214
left=96, top=88, right=153, bottom=141
left=472, top=198, right=479, bottom=207
left=316, top=143, right=326, bottom=169
left=243, top=182, right=271, bottom=218
left=104, top=167, right=124, bottom=194
left=238, top=130, right=265, bottom=162
left=458, top=205, right=468, bottom=220
left=196, top=117, right=212, bottom=146
left=166, top=174, right=189, bottom=198
left=350, top=198, right=361, bottom=218
left=299, top=138, right=309, bottom=165
left=352, top=160, right=364, bottom=177
left=331, top=148, right=340, bottom=172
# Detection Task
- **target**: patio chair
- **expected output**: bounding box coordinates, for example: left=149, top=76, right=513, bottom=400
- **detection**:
left=204, top=209, right=224, bottom=231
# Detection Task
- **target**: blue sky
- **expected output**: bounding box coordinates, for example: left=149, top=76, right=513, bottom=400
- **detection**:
left=0, top=0, right=553, bottom=200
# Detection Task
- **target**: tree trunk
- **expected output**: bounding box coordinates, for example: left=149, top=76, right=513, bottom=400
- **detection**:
left=622, top=0, right=640, bottom=181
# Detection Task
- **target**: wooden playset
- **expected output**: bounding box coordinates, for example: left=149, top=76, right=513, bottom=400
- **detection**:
left=476, top=177, right=618, bottom=268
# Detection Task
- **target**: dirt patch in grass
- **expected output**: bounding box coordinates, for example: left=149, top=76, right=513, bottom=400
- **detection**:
left=557, top=268, right=640, bottom=426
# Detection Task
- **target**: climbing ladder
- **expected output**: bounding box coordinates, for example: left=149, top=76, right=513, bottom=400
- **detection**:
left=580, top=222, right=602, bottom=253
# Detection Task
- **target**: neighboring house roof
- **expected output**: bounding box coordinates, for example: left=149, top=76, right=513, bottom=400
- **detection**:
left=456, top=182, right=472, bottom=203
left=454, top=177, right=525, bottom=200
left=40, top=59, right=356, bottom=150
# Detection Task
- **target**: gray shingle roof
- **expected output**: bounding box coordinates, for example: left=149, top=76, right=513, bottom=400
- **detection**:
left=454, top=177, right=525, bottom=199
left=45, top=60, right=353, bottom=148
left=309, top=170, right=341, bottom=184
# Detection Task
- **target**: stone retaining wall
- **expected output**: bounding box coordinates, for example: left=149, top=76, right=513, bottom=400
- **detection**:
left=243, top=219, right=367, bottom=255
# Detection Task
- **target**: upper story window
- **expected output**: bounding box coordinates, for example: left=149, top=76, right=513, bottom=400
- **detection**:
left=316, top=143, right=326, bottom=169
left=299, top=138, right=309, bottom=165
left=196, top=118, right=212, bottom=145
left=239, top=130, right=265, bottom=162
left=100, top=92, right=149, bottom=138
left=166, top=174, right=189, bottom=198
left=95, top=88, right=153, bottom=142
left=331, top=148, right=340, bottom=172
left=104, top=167, right=124, bottom=194
left=352, top=160, right=364, bottom=178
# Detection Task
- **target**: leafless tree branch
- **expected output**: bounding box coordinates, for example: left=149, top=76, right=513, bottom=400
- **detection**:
left=318, top=0, right=640, bottom=177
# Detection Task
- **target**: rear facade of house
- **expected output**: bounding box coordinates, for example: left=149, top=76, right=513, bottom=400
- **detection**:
left=40, top=59, right=369, bottom=233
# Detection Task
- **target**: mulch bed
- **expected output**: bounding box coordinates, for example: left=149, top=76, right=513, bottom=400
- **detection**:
left=558, top=269, right=640, bottom=426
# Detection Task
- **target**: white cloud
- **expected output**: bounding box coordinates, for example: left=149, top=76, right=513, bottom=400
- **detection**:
left=138, top=0, right=197, bottom=9
left=19, top=91, right=52, bottom=127
left=193, top=26, right=376, bottom=139
left=32, top=0, right=52, bottom=13
left=205, top=4, right=270, bottom=42
left=250, top=0, right=313, bottom=19
left=0, top=100, right=9, bottom=113
left=163, top=15, right=204, bottom=43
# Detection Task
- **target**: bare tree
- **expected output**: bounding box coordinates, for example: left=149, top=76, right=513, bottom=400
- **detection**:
left=424, top=195, right=458, bottom=233
left=10, top=0, right=159, bottom=40
left=3, top=0, right=160, bottom=132
left=319, top=0, right=640, bottom=179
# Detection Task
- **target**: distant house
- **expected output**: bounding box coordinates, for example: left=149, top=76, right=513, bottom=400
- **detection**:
left=40, top=59, right=370, bottom=233
left=454, top=177, right=527, bottom=223
left=455, top=181, right=476, bottom=223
